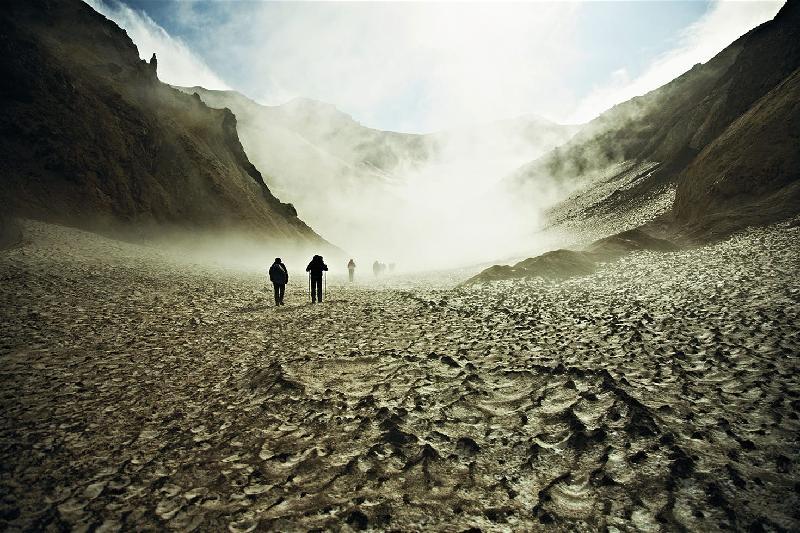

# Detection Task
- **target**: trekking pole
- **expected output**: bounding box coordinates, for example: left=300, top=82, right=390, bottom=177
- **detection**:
left=308, top=273, right=311, bottom=303
left=324, top=271, right=327, bottom=301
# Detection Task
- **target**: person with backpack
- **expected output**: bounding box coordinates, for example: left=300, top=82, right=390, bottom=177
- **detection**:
left=306, top=255, right=328, bottom=303
left=268, top=258, right=288, bottom=306
left=347, top=259, right=356, bottom=282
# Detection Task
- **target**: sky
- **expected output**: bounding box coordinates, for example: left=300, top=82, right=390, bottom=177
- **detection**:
left=85, top=0, right=784, bottom=133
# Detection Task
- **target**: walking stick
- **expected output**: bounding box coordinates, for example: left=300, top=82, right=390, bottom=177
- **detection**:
left=308, top=273, right=311, bottom=303
left=324, top=271, right=327, bottom=301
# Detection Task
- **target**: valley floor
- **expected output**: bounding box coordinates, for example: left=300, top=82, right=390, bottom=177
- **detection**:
left=1, top=221, right=799, bottom=531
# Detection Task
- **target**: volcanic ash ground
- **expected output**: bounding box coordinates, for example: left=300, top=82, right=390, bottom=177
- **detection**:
left=1, top=220, right=799, bottom=531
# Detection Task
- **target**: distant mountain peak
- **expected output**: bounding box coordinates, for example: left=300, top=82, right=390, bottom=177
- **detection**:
left=279, top=96, right=360, bottom=125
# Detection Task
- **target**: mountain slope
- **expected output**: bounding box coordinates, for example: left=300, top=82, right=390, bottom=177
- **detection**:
left=475, top=0, right=799, bottom=283
left=0, top=0, right=327, bottom=248
left=175, top=88, right=430, bottom=188
left=673, top=65, right=800, bottom=236
left=508, top=0, right=800, bottom=240
left=173, top=88, right=403, bottom=203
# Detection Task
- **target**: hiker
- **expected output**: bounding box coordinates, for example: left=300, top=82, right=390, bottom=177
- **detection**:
left=347, top=259, right=356, bottom=282
left=268, top=257, right=288, bottom=306
left=306, top=255, right=328, bottom=303
left=373, top=260, right=380, bottom=277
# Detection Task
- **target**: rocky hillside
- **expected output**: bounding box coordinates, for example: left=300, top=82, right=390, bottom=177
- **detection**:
left=508, top=0, right=800, bottom=240
left=0, top=0, right=328, bottom=247
left=673, top=65, right=800, bottom=237
left=477, top=0, right=799, bottom=283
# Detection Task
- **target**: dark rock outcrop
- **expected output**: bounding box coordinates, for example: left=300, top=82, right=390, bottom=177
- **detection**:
left=148, top=52, right=157, bottom=76
left=0, top=0, right=328, bottom=247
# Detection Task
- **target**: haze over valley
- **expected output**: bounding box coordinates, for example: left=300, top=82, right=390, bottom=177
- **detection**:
left=172, top=86, right=580, bottom=267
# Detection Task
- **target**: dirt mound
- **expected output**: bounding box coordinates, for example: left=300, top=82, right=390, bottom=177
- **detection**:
left=587, top=228, right=679, bottom=257
left=467, top=228, right=678, bottom=284
left=514, top=249, right=597, bottom=277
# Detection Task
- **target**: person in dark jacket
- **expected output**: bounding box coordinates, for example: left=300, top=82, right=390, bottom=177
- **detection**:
left=347, top=259, right=356, bottom=282
left=306, top=255, right=328, bottom=303
left=268, top=258, right=288, bottom=306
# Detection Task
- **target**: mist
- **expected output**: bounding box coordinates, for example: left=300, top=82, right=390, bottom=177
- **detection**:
left=203, top=92, right=582, bottom=272
left=86, top=0, right=784, bottom=272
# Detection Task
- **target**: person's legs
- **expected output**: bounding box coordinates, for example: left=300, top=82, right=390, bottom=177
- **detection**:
left=278, top=284, right=285, bottom=304
left=273, top=283, right=280, bottom=306
left=312, top=278, right=323, bottom=302
left=349, top=270, right=354, bottom=282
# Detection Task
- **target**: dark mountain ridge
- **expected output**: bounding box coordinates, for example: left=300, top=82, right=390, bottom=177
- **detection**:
left=0, top=0, right=328, bottom=249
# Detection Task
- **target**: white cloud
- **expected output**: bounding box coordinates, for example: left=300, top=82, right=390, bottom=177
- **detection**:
left=186, top=2, right=583, bottom=133
left=85, top=1, right=783, bottom=130
left=83, top=0, right=230, bottom=89
left=570, top=0, right=784, bottom=123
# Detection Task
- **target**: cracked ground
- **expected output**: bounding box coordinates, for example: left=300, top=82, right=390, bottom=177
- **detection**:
left=1, top=221, right=799, bottom=531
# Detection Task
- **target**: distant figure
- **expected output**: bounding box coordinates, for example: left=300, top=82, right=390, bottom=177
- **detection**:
left=268, top=258, right=288, bottom=306
left=347, top=259, right=356, bottom=282
left=306, top=255, right=328, bottom=303
left=149, top=53, right=157, bottom=76
left=373, top=260, right=380, bottom=277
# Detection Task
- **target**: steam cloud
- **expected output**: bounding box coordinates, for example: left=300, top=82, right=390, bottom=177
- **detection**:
left=83, top=0, right=784, bottom=272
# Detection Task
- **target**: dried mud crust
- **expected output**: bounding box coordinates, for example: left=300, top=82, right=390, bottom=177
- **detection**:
left=1, top=221, right=799, bottom=531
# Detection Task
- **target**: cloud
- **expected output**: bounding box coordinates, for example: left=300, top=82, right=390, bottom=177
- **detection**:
left=569, top=0, right=784, bottom=123
left=83, top=0, right=230, bottom=89
left=171, top=2, right=583, bottom=133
